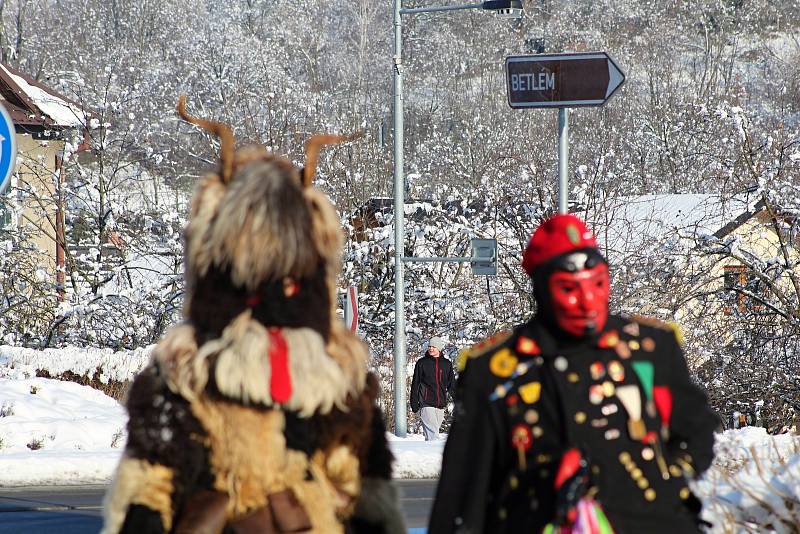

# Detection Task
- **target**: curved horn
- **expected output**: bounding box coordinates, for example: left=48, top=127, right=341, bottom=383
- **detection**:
left=303, top=130, right=364, bottom=187
left=177, top=95, right=236, bottom=184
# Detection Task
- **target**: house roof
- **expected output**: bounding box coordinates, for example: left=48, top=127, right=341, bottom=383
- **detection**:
left=596, top=192, right=765, bottom=260
left=0, top=62, right=87, bottom=130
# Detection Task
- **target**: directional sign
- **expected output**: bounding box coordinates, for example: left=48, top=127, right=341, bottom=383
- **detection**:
left=506, top=52, right=625, bottom=108
left=0, top=103, right=16, bottom=194
left=344, top=285, right=359, bottom=332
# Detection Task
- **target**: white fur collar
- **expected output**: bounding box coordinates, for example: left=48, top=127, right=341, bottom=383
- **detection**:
left=152, top=313, right=355, bottom=416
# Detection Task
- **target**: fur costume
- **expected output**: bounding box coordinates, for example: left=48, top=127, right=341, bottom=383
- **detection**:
left=102, top=97, right=404, bottom=534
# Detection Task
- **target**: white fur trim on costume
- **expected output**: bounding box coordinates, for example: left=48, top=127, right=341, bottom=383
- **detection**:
left=155, top=314, right=354, bottom=415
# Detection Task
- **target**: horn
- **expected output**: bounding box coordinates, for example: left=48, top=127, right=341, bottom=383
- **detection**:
left=177, top=95, right=236, bottom=184
left=302, top=130, right=364, bottom=187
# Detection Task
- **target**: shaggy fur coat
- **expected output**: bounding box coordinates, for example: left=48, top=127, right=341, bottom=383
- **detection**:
left=101, top=98, right=403, bottom=534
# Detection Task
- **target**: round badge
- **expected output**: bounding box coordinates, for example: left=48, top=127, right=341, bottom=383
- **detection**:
left=567, top=372, right=580, bottom=383
left=524, top=409, right=539, bottom=424
left=490, top=349, right=518, bottom=378
left=590, top=361, right=606, bottom=380
left=574, top=411, right=587, bottom=424
left=641, top=447, right=655, bottom=461
left=511, top=424, right=533, bottom=450
left=615, top=342, right=632, bottom=359
left=566, top=224, right=581, bottom=245
left=554, top=356, right=568, bottom=372
left=589, top=385, right=605, bottom=405
left=608, top=361, right=625, bottom=382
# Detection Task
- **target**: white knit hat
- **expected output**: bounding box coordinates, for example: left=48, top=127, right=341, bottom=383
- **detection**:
left=428, top=336, right=446, bottom=351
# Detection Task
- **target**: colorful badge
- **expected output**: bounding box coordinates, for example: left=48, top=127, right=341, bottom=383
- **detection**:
left=519, top=381, right=542, bottom=404
left=623, top=322, right=640, bottom=337
left=615, top=342, right=632, bottom=359
left=524, top=409, right=539, bottom=424
left=608, top=360, right=625, bottom=382
left=490, top=348, right=518, bottom=378
left=589, top=384, right=605, bottom=405
left=642, top=337, right=656, bottom=352
left=597, top=330, right=619, bottom=349
left=590, top=361, right=606, bottom=380
left=516, top=336, right=541, bottom=355
left=601, top=403, right=618, bottom=416
left=511, top=424, right=533, bottom=470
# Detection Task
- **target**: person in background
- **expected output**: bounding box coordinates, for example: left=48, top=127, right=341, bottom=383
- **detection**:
left=410, top=336, right=456, bottom=441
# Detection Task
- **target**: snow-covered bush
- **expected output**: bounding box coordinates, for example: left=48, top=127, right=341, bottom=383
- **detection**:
left=697, top=428, right=800, bottom=533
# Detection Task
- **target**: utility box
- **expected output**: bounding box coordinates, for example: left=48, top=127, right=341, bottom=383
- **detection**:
left=470, top=238, right=497, bottom=276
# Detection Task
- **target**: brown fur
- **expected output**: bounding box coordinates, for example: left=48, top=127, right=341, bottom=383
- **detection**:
left=190, top=398, right=293, bottom=514
left=101, top=456, right=174, bottom=534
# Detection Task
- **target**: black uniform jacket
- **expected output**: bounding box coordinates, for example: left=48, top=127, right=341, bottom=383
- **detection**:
left=410, top=355, right=456, bottom=411
left=429, top=315, right=717, bottom=534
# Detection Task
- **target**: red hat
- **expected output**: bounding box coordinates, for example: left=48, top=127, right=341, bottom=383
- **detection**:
left=522, top=214, right=599, bottom=276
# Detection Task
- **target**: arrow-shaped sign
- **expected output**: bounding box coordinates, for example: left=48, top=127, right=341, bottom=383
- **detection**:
left=506, top=52, right=625, bottom=108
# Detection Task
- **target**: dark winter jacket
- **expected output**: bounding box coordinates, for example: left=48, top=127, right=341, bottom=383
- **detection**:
left=429, top=314, right=718, bottom=534
left=410, top=354, right=456, bottom=411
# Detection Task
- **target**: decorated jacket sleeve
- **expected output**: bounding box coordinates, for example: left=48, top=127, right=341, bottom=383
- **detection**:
left=101, top=364, right=211, bottom=534
left=663, top=331, right=718, bottom=477
left=429, top=361, right=496, bottom=534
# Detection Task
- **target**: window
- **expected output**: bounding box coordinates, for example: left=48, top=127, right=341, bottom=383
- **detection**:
left=723, top=265, right=765, bottom=314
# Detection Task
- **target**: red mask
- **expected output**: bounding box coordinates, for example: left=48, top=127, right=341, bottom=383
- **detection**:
left=547, top=260, right=610, bottom=337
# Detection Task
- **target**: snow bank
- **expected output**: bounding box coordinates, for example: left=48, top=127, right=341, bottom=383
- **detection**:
left=0, top=377, right=125, bottom=486
left=388, top=434, right=445, bottom=479
left=0, top=344, right=152, bottom=383
left=695, top=427, right=800, bottom=533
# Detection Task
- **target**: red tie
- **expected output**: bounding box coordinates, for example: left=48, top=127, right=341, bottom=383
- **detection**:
left=268, top=328, right=292, bottom=404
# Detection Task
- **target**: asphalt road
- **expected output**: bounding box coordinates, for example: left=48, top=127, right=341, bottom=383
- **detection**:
left=0, top=480, right=436, bottom=533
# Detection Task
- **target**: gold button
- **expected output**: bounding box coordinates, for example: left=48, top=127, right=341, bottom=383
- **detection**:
left=567, top=372, right=580, bottom=383
left=669, top=465, right=682, bottom=477
left=637, top=478, right=649, bottom=489
left=641, top=447, right=655, bottom=461
left=619, top=452, right=631, bottom=464
left=509, top=476, right=519, bottom=489
left=628, top=340, right=640, bottom=350
left=644, top=489, right=656, bottom=501
left=680, top=487, right=690, bottom=500
left=574, top=411, right=587, bottom=424
left=532, top=426, right=544, bottom=438
left=631, top=468, right=643, bottom=479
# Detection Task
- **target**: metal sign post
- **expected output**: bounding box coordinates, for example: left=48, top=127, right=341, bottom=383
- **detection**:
left=0, top=103, right=17, bottom=195
left=505, top=52, right=625, bottom=214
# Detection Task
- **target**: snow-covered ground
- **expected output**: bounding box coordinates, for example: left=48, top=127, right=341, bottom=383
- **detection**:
left=1, top=347, right=799, bottom=532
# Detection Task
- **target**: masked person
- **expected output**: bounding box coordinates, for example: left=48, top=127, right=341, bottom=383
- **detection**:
left=429, top=214, right=717, bottom=534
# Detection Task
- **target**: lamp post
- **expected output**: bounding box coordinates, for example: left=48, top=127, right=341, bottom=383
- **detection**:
left=392, top=0, right=523, bottom=437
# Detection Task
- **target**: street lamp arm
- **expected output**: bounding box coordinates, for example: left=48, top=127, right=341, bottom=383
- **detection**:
left=400, top=3, right=483, bottom=15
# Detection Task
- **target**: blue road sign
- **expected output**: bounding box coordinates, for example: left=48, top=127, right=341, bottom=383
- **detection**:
left=0, top=103, right=17, bottom=195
